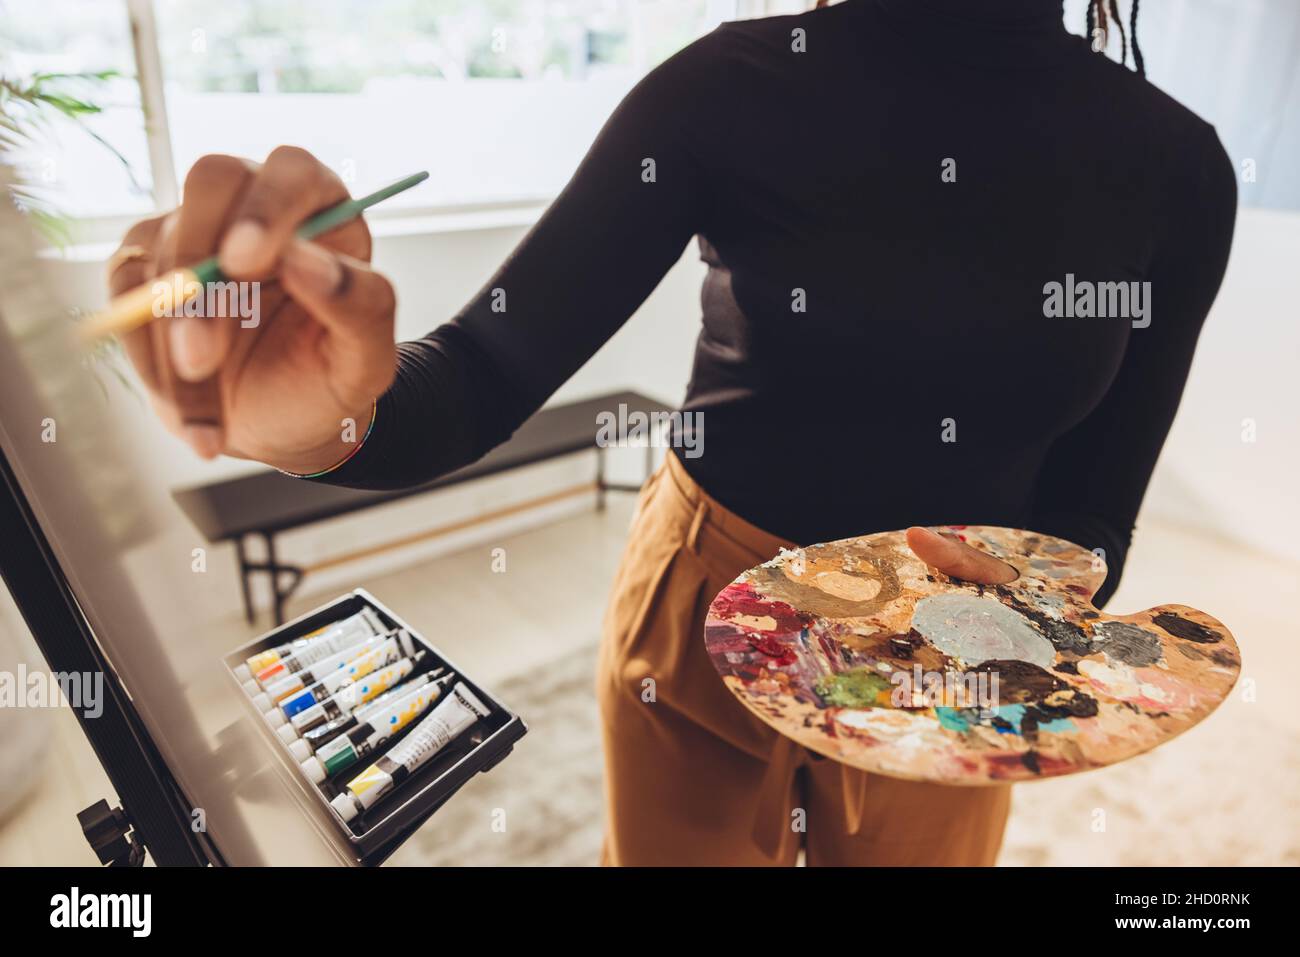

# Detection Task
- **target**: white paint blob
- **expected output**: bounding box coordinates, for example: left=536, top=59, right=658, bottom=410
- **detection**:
left=911, top=593, right=1056, bottom=668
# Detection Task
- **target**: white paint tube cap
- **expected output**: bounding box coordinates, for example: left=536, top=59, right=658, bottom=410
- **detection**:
left=241, top=678, right=261, bottom=697
left=275, top=722, right=300, bottom=745
left=301, top=755, right=327, bottom=784
left=288, top=739, right=312, bottom=764
left=251, top=692, right=272, bottom=712
left=263, top=708, right=287, bottom=730
left=233, top=663, right=252, bottom=684
left=331, top=792, right=358, bottom=822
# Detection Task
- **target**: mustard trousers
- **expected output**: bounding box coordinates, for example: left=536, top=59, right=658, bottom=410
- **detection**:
left=596, top=451, right=1011, bottom=866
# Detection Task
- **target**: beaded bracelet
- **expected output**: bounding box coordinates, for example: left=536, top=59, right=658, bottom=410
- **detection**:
left=277, top=400, right=378, bottom=479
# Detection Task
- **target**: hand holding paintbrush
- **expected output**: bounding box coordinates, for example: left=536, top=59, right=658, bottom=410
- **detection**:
left=99, top=148, right=423, bottom=473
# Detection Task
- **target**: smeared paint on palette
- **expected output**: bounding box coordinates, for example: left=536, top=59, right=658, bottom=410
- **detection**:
left=704, top=526, right=1240, bottom=784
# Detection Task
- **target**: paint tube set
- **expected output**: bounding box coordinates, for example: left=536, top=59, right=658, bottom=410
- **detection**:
left=225, top=590, right=526, bottom=861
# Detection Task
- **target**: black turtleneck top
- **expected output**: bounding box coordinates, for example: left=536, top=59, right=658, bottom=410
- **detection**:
left=316, top=0, right=1237, bottom=607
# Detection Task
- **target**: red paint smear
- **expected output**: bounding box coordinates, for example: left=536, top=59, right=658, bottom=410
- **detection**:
left=705, top=621, right=797, bottom=675
left=704, top=621, right=753, bottom=654
left=711, top=581, right=810, bottom=635
left=745, top=632, right=798, bottom=666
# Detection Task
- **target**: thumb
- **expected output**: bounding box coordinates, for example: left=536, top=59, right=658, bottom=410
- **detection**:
left=906, top=526, right=1019, bottom=585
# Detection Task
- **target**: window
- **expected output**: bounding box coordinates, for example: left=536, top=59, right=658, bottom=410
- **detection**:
left=2, top=0, right=738, bottom=223
left=5, top=1, right=1299, bottom=225
left=0, top=0, right=154, bottom=219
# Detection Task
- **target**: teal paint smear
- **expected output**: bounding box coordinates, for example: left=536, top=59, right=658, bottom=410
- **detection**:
left=936, top=705, right=1075, bottom=736
left=935, top=708, right=970, bottom=732
left=993, top=704, right=1075, bottom=734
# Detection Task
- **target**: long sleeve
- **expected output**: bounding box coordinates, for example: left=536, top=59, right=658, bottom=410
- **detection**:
left=1027, top=122, right=1238, bottom=607
left=314, top=31, right=722, bottom=490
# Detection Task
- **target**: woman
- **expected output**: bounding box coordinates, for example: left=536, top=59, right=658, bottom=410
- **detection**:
left=109, top=0, right=1236, bottom=865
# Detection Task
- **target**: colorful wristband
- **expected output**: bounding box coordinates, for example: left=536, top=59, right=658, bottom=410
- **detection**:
left=277, top=400, right=378, bottom=479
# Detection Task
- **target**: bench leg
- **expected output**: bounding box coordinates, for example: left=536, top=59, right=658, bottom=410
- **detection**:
left=263, top=533, right=304, bottom=627
left=234, top=536, right=255, bottom=625
left=595, top=442, right=659, bottom=500
left=236, top=532, right=305, bottom=627
left=595, top=446, right=607, bottom=512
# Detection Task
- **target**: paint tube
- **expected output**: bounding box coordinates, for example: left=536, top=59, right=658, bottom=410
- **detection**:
left=254, top=635, right=385, bottom=708
left=252, top=630, right=414, bottom=712
left=267, top=638, right=418, bottom=722
left=263, top=656, right=417, bottom=731
left=294, top=672, right=456, bottom=783
left=247, top=609, right=388, bottom=691
left=274, top=669, right=441, bottom=746
left=243, top=626, right=392, bottom=697
left=234, top=607, right=384, bottom=689
left=330, top=682, right=491, bottom=823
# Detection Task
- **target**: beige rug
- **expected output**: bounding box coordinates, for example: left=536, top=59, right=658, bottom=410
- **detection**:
left=389, top=642, right=1299, bottom=866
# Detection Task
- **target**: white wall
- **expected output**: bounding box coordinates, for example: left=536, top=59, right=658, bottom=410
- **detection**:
left=1140, top=206, right=1300, bottom=559
left=47, top=203, right=1300, bottom=614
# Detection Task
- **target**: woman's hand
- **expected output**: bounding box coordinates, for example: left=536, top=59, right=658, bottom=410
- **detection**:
left=107, top=147, right=398, bottom=473
left=905, top=526, right=1019, bottom=585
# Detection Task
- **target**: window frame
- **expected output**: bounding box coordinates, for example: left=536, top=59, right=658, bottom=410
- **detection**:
left=116, top=0, right=751, bottom=226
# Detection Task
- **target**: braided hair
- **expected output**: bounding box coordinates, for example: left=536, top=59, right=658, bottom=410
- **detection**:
left=1088, top=0, right=1146, bottom=77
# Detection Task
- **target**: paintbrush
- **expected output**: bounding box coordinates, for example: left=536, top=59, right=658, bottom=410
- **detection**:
left=80, top=170, right=430, bottom=343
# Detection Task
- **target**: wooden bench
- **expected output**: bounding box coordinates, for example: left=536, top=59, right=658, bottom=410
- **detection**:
left=172, top=390, right=671, bottom=625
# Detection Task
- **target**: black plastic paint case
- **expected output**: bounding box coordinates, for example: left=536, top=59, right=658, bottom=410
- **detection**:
left=223, top=588, right=527, bottom=864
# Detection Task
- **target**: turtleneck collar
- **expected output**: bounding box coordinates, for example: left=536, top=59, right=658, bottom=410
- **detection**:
left=866, top=0, right=1078, bottom=70
left=878, top=0, right=1065, bottom=27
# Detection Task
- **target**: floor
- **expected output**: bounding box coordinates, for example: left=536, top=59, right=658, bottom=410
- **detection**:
left=0, top=494, right=635, bottom=867
left=1, top=494, right=1296, bottom=866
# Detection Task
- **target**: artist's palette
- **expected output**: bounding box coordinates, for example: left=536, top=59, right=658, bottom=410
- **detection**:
left=704, top=527, right=1240, bottom=784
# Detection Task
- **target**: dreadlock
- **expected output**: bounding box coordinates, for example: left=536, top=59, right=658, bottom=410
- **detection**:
left=1129, top=0, right=1146, bottom=76
left=1088, top=0, right=1146, bottom=77
left=1108, top=0, right=1128, bottom=69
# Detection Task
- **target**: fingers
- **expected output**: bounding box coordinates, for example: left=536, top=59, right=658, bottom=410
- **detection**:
left=153, top=154, right=259, bottom=454
left=164, top=154, right=257, bottom=382
left=219, top=146, right=352, bottom=279
left=105, top=147, right=381, bottom=463
left=107, top=213, right=167, bottom=391
left=107, top=213, right=167, bottom=296
left=281, top=239, right=398, bottom=404
left=906, top=526, right=1019, bottom=586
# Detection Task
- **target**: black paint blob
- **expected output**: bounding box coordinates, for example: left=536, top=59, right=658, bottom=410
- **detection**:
left=970, top=659, right=1067, bottom=704
left=997, top=589, right=1093, bottom=655
left=1153, top=611, right=1222, bottom=644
